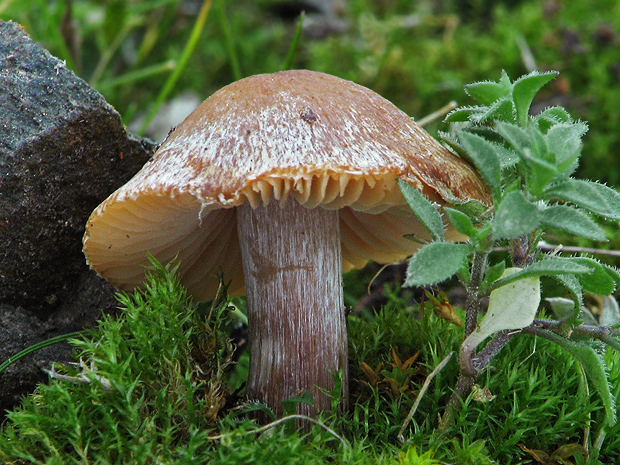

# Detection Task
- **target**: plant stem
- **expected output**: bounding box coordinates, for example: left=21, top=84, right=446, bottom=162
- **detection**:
left=438, top=371, right=477, bottom=431
left=440, top=250, right=489, bottom=430
left=511, top=233, right=536, bottom=268
left=464, top=251, right=488, bottom=337
left=525, top=319, right=620, bottom=342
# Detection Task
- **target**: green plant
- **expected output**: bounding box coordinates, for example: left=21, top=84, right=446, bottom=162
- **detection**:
left=3, top=259, right=618, bottom=463
left=400, top=70, right=620, bottom=454
left=390, top=446, right=442, bottom=465
left=0, top=259, right=237, bottom=463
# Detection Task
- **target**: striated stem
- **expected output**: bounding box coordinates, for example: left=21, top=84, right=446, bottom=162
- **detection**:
left=236, top=199, right=348, bottom=419
left=464, top=251, right=488, bottom=337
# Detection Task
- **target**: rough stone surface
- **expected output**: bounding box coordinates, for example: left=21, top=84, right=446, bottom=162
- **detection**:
left=0, top=21, right=155, bottom=417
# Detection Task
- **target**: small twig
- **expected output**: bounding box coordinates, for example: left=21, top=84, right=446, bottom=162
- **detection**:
left=367, top=263, right=390, bottom=295
left=44, top=358, right=113, bottom=391
left=208, top=414, right=350, bottom=450
left=527, top=319, right=620, bottom=339
left=417, top=101, right=458, bottom=127
left=398, top=351, right=454, bottom=444
left=494, top=241, right=620, bottom=258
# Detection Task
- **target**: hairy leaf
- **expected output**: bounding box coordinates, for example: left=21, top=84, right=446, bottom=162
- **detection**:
left=496, top=121, right=531, bottom=154
left=528, top=123, right=549, bottom=161
left=474, top=97, right=515, bottom=123
left=493, top=191, right=540, bottom=239
left=551, top=273, right=584, bottom=311
left=524, top=157, right=561, bottom=196
left=535, top=106, right=572, bottom=125
left=540, top=205, right=607, bottom=241
left=545, top=122, right=587, bottom=166
left=458, top=131, right=502, bottom=199
left=465, top=80, right=510, bottom=105
left=444, top=105, right=483, bottom=123
left=602, top=264, right=620, bottom=291
left=543, top=179, right=620, bottom=220
left=398, top=179, right=445, bottom=241
left=512, top=71, right=558, bottom=126
left=405, top=242, right=473, bottom=287
left=482, top=260, right=506, bottom=289
left=570, top=257, right=616, bottom=296
left=444, top=207, right=477, bottom=238
left=491, top=257, right=593, bottom=291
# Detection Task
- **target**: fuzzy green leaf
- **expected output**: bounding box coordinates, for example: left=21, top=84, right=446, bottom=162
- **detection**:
left=571, top=257, right=616, bottom=295
left=534, top=107, right=573, bottom=133
left=528, top=123, right=550, bottom=161
left=447, top=198, right=491, bottom=219
left=537, top=330, right=616, bottom=426
left=545, top=123, right=587, bottom=166
left=543, top=179, right=620, bottom=220
left=444, top=207, right=477, bottom=238
left=398, top=180, right=445, bottom=241
left=444, top=105, right=480, bottom=123
left=512, top=71, right=558, bottom=126
left=474, top=97, right=515, bottom=123
left=600, top=296, right=620, bottom=327
left=493, top=191, right=540, bottom=239
left=540, top=205, right=607, bottom=241
left=458, top=131, right=502, bottom=199
left=497, top=122, right=561, bottom=194
left=465, top=80, right=510, bottom=105
left=536, top=106, right=572, bottom=125
left=405, top=242, right=473, bottom=287
left=482, top=260, right=506, bottom=289
left=491, top=257, right=593, bottom=292
left=494, top=145, right=520, bottom=168
left=602, top=264, right=620, bottom=291
left=526, top=158, right=562, bottom=195
left=496, top=121, right=531, bottom=154
left=552, top=273, right=584, bottom=310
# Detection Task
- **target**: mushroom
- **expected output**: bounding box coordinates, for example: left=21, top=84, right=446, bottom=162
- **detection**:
left=83, top=70, right=490, bottom=419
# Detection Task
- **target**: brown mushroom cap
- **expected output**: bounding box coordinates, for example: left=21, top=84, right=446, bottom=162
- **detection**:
left=83, top=70, right=490, bottom=300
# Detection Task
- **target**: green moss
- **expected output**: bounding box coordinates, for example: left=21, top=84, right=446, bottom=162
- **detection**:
left=1, top=260, right=618, bottom=463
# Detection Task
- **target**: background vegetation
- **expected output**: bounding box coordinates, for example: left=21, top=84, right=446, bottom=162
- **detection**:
left=2, top=0, right=620, bottom=463
left=4, top=0, right=620, bottom=183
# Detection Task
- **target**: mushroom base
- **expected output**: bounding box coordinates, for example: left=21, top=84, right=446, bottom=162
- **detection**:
left=237, top=199, right=348, bottom=419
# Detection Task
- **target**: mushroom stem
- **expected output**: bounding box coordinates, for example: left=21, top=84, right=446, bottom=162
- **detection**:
left=236, top=199, right=348, bottom=418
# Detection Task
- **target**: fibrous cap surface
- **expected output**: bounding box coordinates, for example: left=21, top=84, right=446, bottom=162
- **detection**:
left=84, top=70, right=490, bottom=300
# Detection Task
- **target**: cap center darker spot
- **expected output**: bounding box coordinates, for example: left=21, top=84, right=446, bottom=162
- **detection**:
left=300, top=106, right=318, bottom=123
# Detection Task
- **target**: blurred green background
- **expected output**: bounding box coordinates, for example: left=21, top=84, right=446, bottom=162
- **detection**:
left=3, top=2, right=620, bottom=462
left=3, top=0, right=620, bottom=185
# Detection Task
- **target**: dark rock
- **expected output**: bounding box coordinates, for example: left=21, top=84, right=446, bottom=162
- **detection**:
left=0, top=21, right=155, bottom=417
left=0, top=273, right=121, bottom=415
